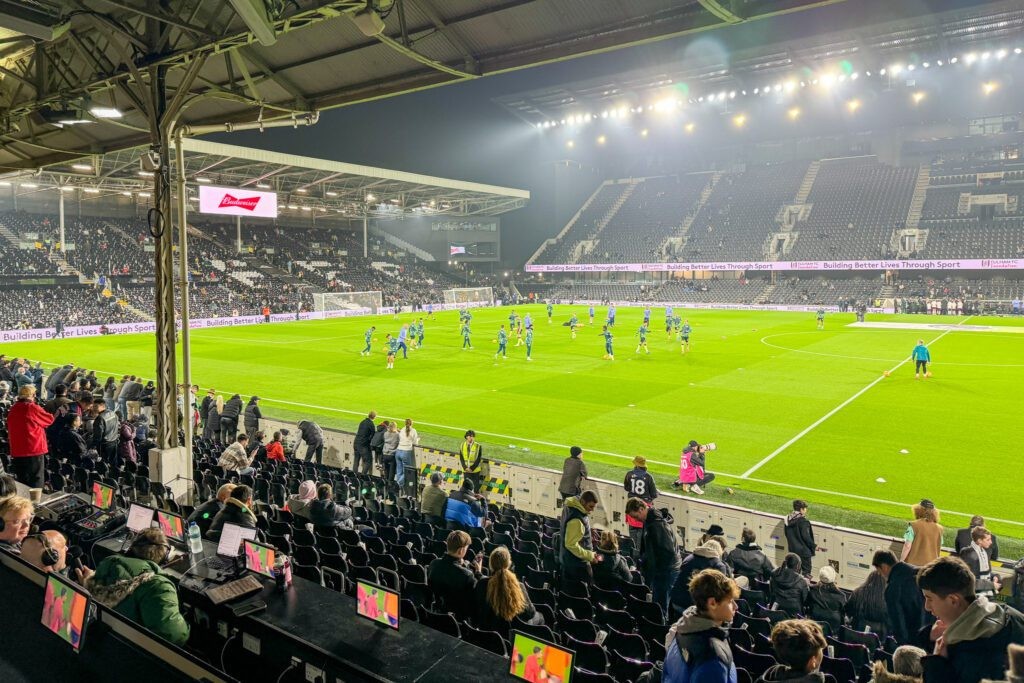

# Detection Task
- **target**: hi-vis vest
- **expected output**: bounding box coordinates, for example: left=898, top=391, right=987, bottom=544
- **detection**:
left=460, top=441, right=482, bottom=473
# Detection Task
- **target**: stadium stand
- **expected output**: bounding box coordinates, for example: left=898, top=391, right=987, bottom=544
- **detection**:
left=534, top=182, right=633, bottom=265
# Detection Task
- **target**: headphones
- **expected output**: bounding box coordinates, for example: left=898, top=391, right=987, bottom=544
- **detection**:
left=27, top=526, right=60, bottom=567
left=131, top=536, right=171, bottom=564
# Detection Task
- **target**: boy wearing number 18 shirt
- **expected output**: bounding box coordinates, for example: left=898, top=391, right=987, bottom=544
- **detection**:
left=624, top=456, right=658, bottom=558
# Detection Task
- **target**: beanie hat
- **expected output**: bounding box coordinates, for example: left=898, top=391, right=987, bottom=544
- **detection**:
left=297, top=480, right=317, bottom=501
left=818, top=565, right=837, bottom=584
left=570, top=446, right=582, bottom=458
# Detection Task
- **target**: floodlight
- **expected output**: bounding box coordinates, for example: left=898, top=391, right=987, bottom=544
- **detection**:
left=71, top=164, right=92, bottom=171
left=996, top=49, right=1007, bottom=59
left=21, top=183, right=38, bottom=188
left=912, top=92, right=926, bottom=104
left=89, top=107, right=123, bottom=119
left=981, top=52, right=991, bottom=60
left=365, top=193, right=376, bottom=202
left=889, top=64, right=903, bottom=75
left=84, top=188, right=100, bottom=194
left=640, top=129, right=648, bottom=138
left=684, top=123, right=695, bottom=133
left=138, top=192, right=151, bottom=197
left=732, top=114, right=746, bottom=128
left=787, top=107, right=801, bottom=120
left=138, top=170, right=154, bottom=178
left=196, top=177, right=211, bottom=183
left=566, top=140, right=574, bottom=149
left=963, top=53, right=976, bottom=64
left=982, top=81, right=999, bottom=95
left=950, top=57, right=958, bottom=64
left=596, top=135, right=606, bottom=145
left=846, top=99, right=861, bottom=113
left=326, top=191, right=338, bottom=197
left=256, top=183, right=271, bottom=189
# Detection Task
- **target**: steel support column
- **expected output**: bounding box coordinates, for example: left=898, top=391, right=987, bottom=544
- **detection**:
left=175, top=130, right=193, bottom=478
left=363, top=214, right=368, bottom=258
left=58, top=189, right=65, bottom=251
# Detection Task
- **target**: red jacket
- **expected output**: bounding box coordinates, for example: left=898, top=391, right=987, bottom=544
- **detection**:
left=7, top=399, right=55, bottom=457
left=265, top=441, right=285, bottom=462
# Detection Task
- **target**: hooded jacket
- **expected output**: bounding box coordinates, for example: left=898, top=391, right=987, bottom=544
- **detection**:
left=641, top=507, right=682, bottom=578
left=663, top=606, right=737, bottom=683
left=206, top=497, right=257, bottom=540
left=242, top=399, right=262, bottom=428
left=806, top=582, right=847, bottom=632
left=85, top=555, right=190, bottom=646
left=309, top=497, right=354, bottom=529
left=770, top=565, right=810, bottom=616
left=921, top=597, right=1024, bottom=683
left=885, top=561, right=927, bottom=646
left=671, top=542, right=731, bottom=610
left=558, top=455, right=587, bottom=497
left=727, top=543, right=774, bottom=583
left=297, top=420, right=323, bottom=446
left=784, top=511, right=816, bottom=558
left=6, top=398, right=55, bottom=457
left=220, top=395, right=243, bottom=421
left=756, top=665, right=825, bottom=682
left=559, top=496, right=595, bottom=568
left=594, top=548, right=634, bottom=585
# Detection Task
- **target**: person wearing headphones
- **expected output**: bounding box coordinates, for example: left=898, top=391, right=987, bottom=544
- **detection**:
left=83, top=528, right=190, bottom=647
left=0, top=494, right=34, bottom=554
left=22, top=529, right=68, bottom=574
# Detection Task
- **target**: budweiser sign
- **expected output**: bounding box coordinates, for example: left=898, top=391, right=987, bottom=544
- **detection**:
left=218, top=193, right=261, bottom=211
left=199, top=185, right=278, bottom=218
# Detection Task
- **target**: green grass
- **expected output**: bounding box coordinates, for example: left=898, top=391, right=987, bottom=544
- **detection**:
left=7, top=304, right=1023, bottom=554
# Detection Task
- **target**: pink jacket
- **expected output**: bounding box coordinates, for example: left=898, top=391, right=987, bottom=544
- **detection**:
left=678, top=449, right=704, bottom=484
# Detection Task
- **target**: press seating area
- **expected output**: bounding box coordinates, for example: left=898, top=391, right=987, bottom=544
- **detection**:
left=579, top=174, right=710, bottom=264
left=535, top=183, right=631, bottom=265
left=681, top=161, right=809, bottom=262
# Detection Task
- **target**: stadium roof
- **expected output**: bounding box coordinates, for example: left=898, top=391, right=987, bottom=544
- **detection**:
left=3, top=138, right=529, bottom=218
left=0, top=0, right=857, bottom=172
left=495, top=0, right=1024, bottom=125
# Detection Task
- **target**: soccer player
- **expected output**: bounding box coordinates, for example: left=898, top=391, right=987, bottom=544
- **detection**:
left=588, top=305, right=595, bottom=325
left=643, top=306, right=651, bottom=327
left=635, top=323, right=650, bottom=354
left=607, top=304, right=616, bottom=328
left=515, top=318, right=525, bottom=347
left=525, top=327, right=534, bottom=361
left=397, top=324, right=409, bottom=358
left=568, top=313, right=579, bottom=340
left=816, top=307, right=825, bottom=330
left=416, top=318, right=425, bottom=349
left=508, top=309, right=518, bottom=331
left=546, top=302, right=553, bottom=323
left=384, top=334, right=398, bottom=369
left=495, top=325, right=508, bottom=359
left=361, top=326, right=376, bottom=356
left=461, top=320, right=473, bottom=349
left=524, top=312, right=532, bottom=330
left=680, top=319, right=692, bottom=354
left=602, top=325, right=614, bottom=360
left=427, top=303, right=434, bottom=320
left=665, top=306, right=674, bottom=339
left=911, top=339, right=931, bottom=379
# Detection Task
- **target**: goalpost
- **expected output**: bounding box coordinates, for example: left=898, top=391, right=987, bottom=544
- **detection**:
left=312, top=291, right=383, bottom=314
left=443, top=286, right=494, bottom=306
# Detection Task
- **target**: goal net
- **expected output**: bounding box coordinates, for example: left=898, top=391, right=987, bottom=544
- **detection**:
left=443, top=287, right=494, bottom=306
left=312, top=291, right=382, bottom=314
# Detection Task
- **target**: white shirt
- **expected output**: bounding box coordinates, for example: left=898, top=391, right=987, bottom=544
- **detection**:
left=397, top=427, right=419, bottom=451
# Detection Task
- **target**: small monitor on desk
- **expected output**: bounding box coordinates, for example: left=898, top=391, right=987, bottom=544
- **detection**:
left=356, top=580, right=399, bottom=630
left=243, top=539, right=275, bottom=578
left=217, top=523, right=258, bottom=558
left=41, top=573, right=91, bottom=653
left=156, top=509, right=186, bottom=543
left=509, top=632, right=574, bottom=683
left=125, top=503, right=154, bottom=534
left=91, top=481, right=116, bottom=510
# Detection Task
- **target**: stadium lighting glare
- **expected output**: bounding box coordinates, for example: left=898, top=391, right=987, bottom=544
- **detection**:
left=1016, top=48, right=1022, bottom=55
left=912, top=91, right=926, bottom=104
left=732, top=114, right=747, bottom=128
left=20, top=183, right=38, bottom=188
left=84, top=188, right=100, bottom=194
left=950, top=57, right=958, bottom=64
left=922, top=62, right=930, bottom=68
left=365, top=193, right=376, bottom=202
left=560, top=119, right=566, bottom=125
left=983, top=81, right=999, bottom=95
left=729, top=91, right=736, bottom=99
left=326, top=191, right=338, bottom=197
left=0, top=181, right=9, bottom=186
left=601, top=110, right=609, bottom=118
left=196, top=177, right=211, bottom=183
left=596, top=135, right=607, bottom=145
left=787, top=107, right=801, bottom=120
left=889, top=64, right=903, bottom=75
left=981, top=51, right=991, bottom=60
left=935, top=61, right=943, bottom=66
left=996, top=49, right=1008, bottom=59
left=138, top=170, right=154, bottom=177
left=256, top=183, right=271, bottom=189
left=566, top=140, right=575, bottom=149
left=71, top=163, right=92, bottom=171
left=906, top=64, right=915, bottom=71
left=963, top=53, right=976, bottom=64
left=300, top=206, right=312, bottom=211
left=851, top=72, right=859, bottom=80
left=137, top=192, right=151, bottom=197
left=286, top=204, right=298, bottom=209
left=820, top=73, right=836, bottom=87
left=697, top=96, right=704, bottom=102
left=751, top=89, right=757, bottom=95
left=617, top=107, right=628, bottom=118
left=59, top=186, right=73, bottom=192
left=846, top=99, right=861, bottom=113
left=741, top=90, right=748, bottom=95
left=878, top=69, right=886, bottom=75
left=684, top=122, right=695, bottom=133
left=296, top=187, right=307, bottom=193
left=784, top=80, right=796, bottom=92
left=121, top=191, right=131, bottom=196
left=89, top=106, right=123, bottom=118
left=640, top=129, right=649, bottom=138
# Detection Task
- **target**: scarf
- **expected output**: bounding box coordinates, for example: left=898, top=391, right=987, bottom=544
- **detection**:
left=970, top=542, right=991, bottom=575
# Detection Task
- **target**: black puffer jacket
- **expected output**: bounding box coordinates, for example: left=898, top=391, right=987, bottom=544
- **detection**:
left=806, top=583, right=847, bottom=632
left=727, top=543, right=774, bottom=582
left=220, top=395, right=243, bottom=420
left=770, top=565, right=809, bottom=616
left=243, top=399, right=261, bottom=428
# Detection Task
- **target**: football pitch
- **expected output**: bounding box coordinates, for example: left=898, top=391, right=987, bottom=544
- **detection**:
left=6, top=304, right=1023, bottom=543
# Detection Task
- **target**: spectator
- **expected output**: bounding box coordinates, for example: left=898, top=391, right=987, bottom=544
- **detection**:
left=121, top=375, right=143, bottom=420
left=902, top=499, right=943, bottom=567
left=444, top=479, right=485, bottom=533
left=242, top=396, right=262, bottom=442
left=873, top=549, right=928, bottom=646
left=91, top=397, right=120, bottom=467
left=381, top=421, right=399, bottom=482
left=0, top=495, right=34, bottom=554
left=673, top=540, right=734, bottom=614
left=248, top=430, right=267, bottom=464
left=187, top=483, right=235, bottom=537
left=956, top=515, right=998, bottom=562
left=624, top=456, right=657, bottom=554
left=459, top=429, right=484, bottom=493
left=139, top=381, right=155, bottom=424
left=219, top=394, right=243, bottom=444
left=203, top=395, right=222, bottom=441
left=427, top=530, right=482, bottom=621
left=265, top=431, right=285, bottom=462
left=918, top=556, right=1024, bottom=683
left=785, top=499, right=817, bottom=577
left=960, top=526, right=1001, bottom=595
left=698, top=524, right=726, bottom=549
left=875, top=644, right=928, bottom=681
left=845, top=569, right=890, bottom=636
left=370, top=420, right=386, bottom=473
left=55, top=413, right=90, bottom=465
left=558, top=446, right=587, bottom=500
left=0, top=380, right=11, bottom=407
left=395, top=418, right=418, bottom=488
left=420, top=472, right=448, bottom=526
left=217, top=434, right=254, bottom=475
left=806, top=565, right=848, bottom=633
left=727, top=528, right=775, bottom=584
left=626, top=497, right=682, bottom=615
left=663, top=569, right=740, bottom=683
left=757, top=619, right=828, bottom=682
left=285, top=480, right=316, bottom=521
left=83, top=528, right=190, bottom=646
left=560, top=489, right=603, bottom=586
left=21, top=529, right=68, bottom=574
left=772, top=553, right=811, bottom=617
left=206, top=485, right=257, bottom=541
left=0, top=474, right=18, bottom=501
left=353, top=410, right=376, bottom=475
left=7, top=385, right=54, bottom=487
left=474, top=546, right=542, bottom=636
left=308, top=483, right=353, bottom=529
left=102, top=377, right=117, bottom=412
left=594, top=530, right=634, bottom=586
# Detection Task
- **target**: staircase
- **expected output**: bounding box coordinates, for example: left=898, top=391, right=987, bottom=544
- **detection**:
left=45, top=251, right=79, bottom=278
left=0, top=221, right=18, bottom=244
left=526, top=181, right=611, bottom=268
left=794, top=160, right=821, bottom=205
left=102, top=220, right=136, bottom=242
left=590, top=180, right=638, bottom=239
left=117, top=298, right=155, bottom=321
left=756, top=283, right=777, bottom=303
left=373, top=228, right=433, bottom=262
left=904, top=166, right=930, bottom=229
left=661, top=172, right=721, bottom=256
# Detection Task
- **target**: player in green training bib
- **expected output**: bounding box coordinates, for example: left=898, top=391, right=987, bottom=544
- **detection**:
left=525, top=327, right=534, bottom=361
left=569, top=313, right=579, bottom=340
left=495, top=325, right=508, bottom=359
left=546, top=302, right=553, bottom=323
left=635, top=323, right=650, bottom=354
left=816, top=307, right=825, bottom=330
left=461, top=321, right=472, bottom=349
left=602, top=325, right=614, bottom=360
left=384, top=333, right=398, bottom=369
left=361, top=326, right=376, bottom=356
left=415, top=319, right=425, bottom=349
left=679, top=319, right=692, bottom=354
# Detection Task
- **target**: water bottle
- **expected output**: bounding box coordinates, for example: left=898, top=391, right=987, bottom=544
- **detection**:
left=274, top=554, right=286, bottom=592
left=187, top=521, right=204, bottom=556
left=283, top=555, right=293, bottom=588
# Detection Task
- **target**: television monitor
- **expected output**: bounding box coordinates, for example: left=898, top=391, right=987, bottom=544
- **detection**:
left=243, top=539, right=275, bottom=578
left=509, top=632, right=574, bottom=683
left=125, top=503, right=154, bottom=534
left=217, top=523, right=258, bottom=558
left=155, top=509, right=186, bottom=543
left=355, top=580, right=399, bottom=630
left=41, top=573, right=90, bottom=652
left=91, top=481, right=116, bottom=510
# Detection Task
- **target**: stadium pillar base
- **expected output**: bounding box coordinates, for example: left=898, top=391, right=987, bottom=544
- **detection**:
left=150, top=446, right=193, bottom=505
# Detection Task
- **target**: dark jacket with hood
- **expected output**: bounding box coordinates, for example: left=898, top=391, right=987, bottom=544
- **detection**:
left=85, top=555, right=190, bottom=646
left=297, top=420, right=323, bottom=446
left=663, top=606, right=737, bottom=683
left=355, top=416, right=375, bottom=449
left=727, top=543, right=774, bottom=583
left=672, top=542, right=731, bottom=610
left=308, top=497, right=354, bottom=529
left=243, top=399, right=261, bottom=428
left=594, top=548, right=634, bottom=586
left=920, top=597, right=1024, bottom=683
left=558, top=455, right=587, bottom=497
left=770, top=564, right=810, bottom=616
left=220, top=395, right=243, bottom=421
left=806, top=583, right=847, bottom=632
left=784, top=511, right=816, bottom=558
left=205, top=497, right=257, bottom=540
left=885, top=561, right=927, bottom=646
left=640, top=507, right=682, bottom=579
left=756, top=665, right=825, bottom=683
